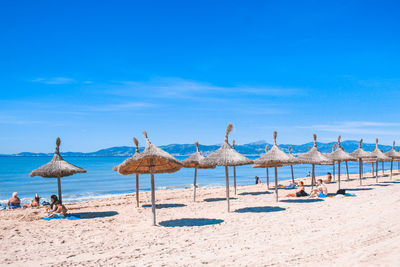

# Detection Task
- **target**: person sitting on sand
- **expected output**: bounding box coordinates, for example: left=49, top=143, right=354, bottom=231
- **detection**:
left=46, top=195, right=68, bottom=218
left=255, top=176, right=262, bottom=184
left=323, top=172, right=332, bottom=183
left=7, top=192, right=21, bottom=209
left=23, top=194, right=40, bottom=208
left=309, top=179, right=328, bottom=198
left=285, top=181, right=308, bottom=197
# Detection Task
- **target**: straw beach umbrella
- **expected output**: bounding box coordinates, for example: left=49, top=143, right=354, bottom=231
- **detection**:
left=117, top=131, right=182, bottom=225
left=182, top=141, right=215, bottom=201
left=385, top=141, right=400, bottom=179
left=350, top=139, right=375, bottom=185
left=113, top=137, right=141, bottom=207
left=295, top=134, right=329, bottom=189
left=253, top=131, right=293, bottom=202
left=30, top=138, right=86, bottom=203
left=201, top=123, right=253, bottom=212
left=329, top=136, right=355, bottom=190
left=371, top=138, right=391, bottom=182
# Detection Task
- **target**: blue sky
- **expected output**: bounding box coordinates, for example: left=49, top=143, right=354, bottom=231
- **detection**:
left=1, top=0, right=400, bottom=153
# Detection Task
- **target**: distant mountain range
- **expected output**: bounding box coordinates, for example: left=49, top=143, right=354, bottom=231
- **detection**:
left=0, top=140, right=398, bottom=157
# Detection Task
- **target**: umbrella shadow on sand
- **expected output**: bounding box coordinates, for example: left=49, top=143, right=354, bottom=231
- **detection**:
left=235, top=206, right=286, bottom=213
left=382, top=181, right=400, bottom=184
left=203, top=197, right=238, bottom=202
left=239, top=191, right=272, bottom=196
left=280, top=198, right=324, bottom=203
left=371, top=184, right=391, bottom=187
left=142, top=204, right=186, bottom=209
left=159, top=218, right=224, bottom=227
left=71, top=211, right=118, bottom=219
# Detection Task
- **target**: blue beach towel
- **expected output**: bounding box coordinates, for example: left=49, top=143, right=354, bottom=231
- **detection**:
left=42, top=214, right=80, bottom=221
left=345, top=193, right=356, bottom=197
left=318, top=192, right=327, bottom=198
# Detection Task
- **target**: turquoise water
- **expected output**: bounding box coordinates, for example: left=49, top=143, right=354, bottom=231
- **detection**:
left=0, top=156, right=396, bottom=207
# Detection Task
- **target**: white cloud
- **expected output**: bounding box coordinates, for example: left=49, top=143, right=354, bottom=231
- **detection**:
left=32, top=77, right=75, bottom=85
left=87, top=102, right=154, bottom=112
left=299, top=121, right=400, bottom=135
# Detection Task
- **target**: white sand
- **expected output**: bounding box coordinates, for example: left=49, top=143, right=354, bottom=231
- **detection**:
left=1, top=170, right=400, bottom=266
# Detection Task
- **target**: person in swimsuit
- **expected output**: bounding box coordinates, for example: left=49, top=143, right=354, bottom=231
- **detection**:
left=285, top=181, right=308, bottom=197
left=309, top=179, right=328, bottom=198
left=255, top=176, right=261, bottom=184
left=323, top=172, right=332, bottom=183
left=7, top=192, right=21, bottom=209
left=23, top=194, right=40, bottom=208
left=46, top=195, right=68, bottom=218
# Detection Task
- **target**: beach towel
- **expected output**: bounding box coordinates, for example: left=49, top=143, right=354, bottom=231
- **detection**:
left=318, top=192, right=327, bottom=198
left=345, top=193, right=356, bottom=197
left=42, top=214, right=80, bottom=221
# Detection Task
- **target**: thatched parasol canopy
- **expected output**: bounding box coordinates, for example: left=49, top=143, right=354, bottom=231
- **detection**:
left=253, top=131, right=292, bottom=167
left=200, top=123, right=253, bottom=212
left=295, top=134, right=329, bottom=189
left=329, top=136, right=355, bottom=162
left=371, top=138, right=391, bottom=182
left=201, top=124, right=253, bottom=167
left=117, top=132, right=182, bottom=175
left=182, top=141, right=215, bottom=201
left=253, top=131, right=293, bottom=201
left=350, top=139, right=375, bottom=185
left=113, top=137, right=142, bottom=207
left=30, top=138, right=86, bottom=203
left=182, top=142, right=215, bottom=169
left=385, top=141, right=400, bottom=179
left=328, top=136, right=356, bottom=189
left=295, top=134, right=329, bottom=165
left=118, top=131, right=182, bottom=225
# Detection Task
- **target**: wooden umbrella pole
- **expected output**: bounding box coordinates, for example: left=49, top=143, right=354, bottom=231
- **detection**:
left=390, top=160, right=393, bottom=180
left=338, top=161, right=341, bottom=190
left=311, top=164, right=315, bottom=189
left=345, top=161, right=350, bottom=180
left=359, top=160, right=362, bottom=186
left=193, top=166, right=198, bottom=202
left=57, top=177, right=62, bottom=204
left=372, top=163, right=374, bottom=178
left=266, top=168, right=270, bottom=190
left=332, top=161, right=335, bottom=181
left=233, top=166, right=237, bottom=195
left=274, top=167, right=278, bottom=202
left=290, top=165, right=294, bottom=184
left=382, top=162, right=384, bottom=175
left=136, top=174, right=139, bottom=207
left=151, top=173, right=156, bottom=226
left=225, top=165, right=230, bottom=212
left=375, top=161, right=379, bottom=182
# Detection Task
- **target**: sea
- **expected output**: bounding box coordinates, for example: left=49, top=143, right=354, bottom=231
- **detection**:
left=0, top=156, right=396, bottom=208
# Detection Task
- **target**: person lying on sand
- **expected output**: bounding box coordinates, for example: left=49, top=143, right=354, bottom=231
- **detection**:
left=285, top=181, right=308, bottom=197
left=323, top=172, right=332, bottom=183
left=7, top=192, right=21, bottom=209
left=309, top=179, right=328, bottom=198
left=23, top=194, right=40, bottom=208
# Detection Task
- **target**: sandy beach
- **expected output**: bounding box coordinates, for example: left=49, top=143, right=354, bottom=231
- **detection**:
left=1, top=170, right=400, bottom=266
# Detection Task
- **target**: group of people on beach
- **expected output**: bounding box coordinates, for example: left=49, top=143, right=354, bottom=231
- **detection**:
left=6, top=193, right=68, bottom=217
left=254, top=172, right=331, bottom=198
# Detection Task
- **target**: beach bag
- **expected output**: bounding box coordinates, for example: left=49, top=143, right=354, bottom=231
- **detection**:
left=336, top=189, right=346, bottom=195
